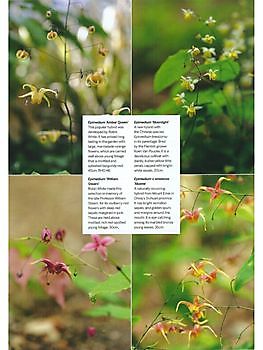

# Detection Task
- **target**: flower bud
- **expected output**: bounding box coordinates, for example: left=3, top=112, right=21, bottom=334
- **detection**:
left=46, top=10, right=52, bottom=18
left=88, top=25, right=95, bottom=34
left=47, top=30, right=58, bottom=40
left=16, top=49, right=30, bottom=60
left=87, top=327, right=96, bottom=337
left=41, top=227, right=52, bottom=243
left=55, top=229, right=66, bottom=242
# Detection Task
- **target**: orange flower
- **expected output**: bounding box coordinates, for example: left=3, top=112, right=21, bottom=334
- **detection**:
left=180, top=208, right=206, bottom=230
left=176, top=296, right=221, bottom=324
left=188, top=259, right=229, bottom=284
left=188, top=323, right=217, bottom=347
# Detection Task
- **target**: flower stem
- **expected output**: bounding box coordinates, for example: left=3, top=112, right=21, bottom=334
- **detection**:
left=63, top=0, right=74, bottom=172
left=107, top=255, right=131, bottom=283
left=16, top=236, right=108, bottom=275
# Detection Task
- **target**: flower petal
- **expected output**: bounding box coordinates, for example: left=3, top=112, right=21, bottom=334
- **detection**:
left=91, top=234, right=101, bottom=244
left=97, top=245, right=108, bottom=260
left=81, top=242, right=97, bottom=252
left=101, top=236, right=115, bottom=246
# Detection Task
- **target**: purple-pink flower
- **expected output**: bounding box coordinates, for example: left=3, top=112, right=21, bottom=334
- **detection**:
left=32, top=258, right=72, bottom=279
left=41, top=227, right=52, bottom=243
left=81, top=234, right=115, bottom=260
left=55, top=228, right=66, bottom=242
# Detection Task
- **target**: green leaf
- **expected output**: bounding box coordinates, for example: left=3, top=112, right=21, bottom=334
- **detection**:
left=234, top=252, right=254, bottom=291
left=84, top=304, right=130, bottom=320
left=73, top=274, right=99, bottom=294
left=154, top=50, right=191, bottom=93
left=199, top=59, right=240, bottom=82
left=89, top=266, right=131, bottom=297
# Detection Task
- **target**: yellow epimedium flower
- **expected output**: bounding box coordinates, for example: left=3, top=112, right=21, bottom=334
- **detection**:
left=201, top=34, right=216, bottom=45
left=204, top=69, right=219, bottom=81
left=181, top=8, right=195, bottom=20
left=183, top=102, right=203, bottom=118
left=173, top=92, right=186, bottom=106
left=68, top=134, right=78, bottom=143
left=187, top=45, right=201, bottom=58
left=47, top=30, right=58, bottom=40
left=202, top=47, right=216, bottom=58
left=205, top=16, right=216, bottom=26
left=222, top=48, right=242, bottom=60
left=180, top=76, right=199, bottom=92
left=37, top=130, right=74, bottom=144
left=18, top=84, right=58, bottom=107
left=16, top=49, right=30, bottom=60
left=204, top=57, right=216, bottom=64
left=86, top=69, right=105, bottom=87
left=240, top=73, right=253, bottom=88
left=217, top=23, right=230, bottom=35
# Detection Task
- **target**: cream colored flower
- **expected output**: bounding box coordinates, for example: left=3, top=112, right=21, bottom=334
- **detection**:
left=187, top=45, right=201, bottom=57
left=181, top=8, right=195, bottom=20
left=205, top=16, right=216, bottom=26
left=180, top=76, right=199, bottom=92
left=201, top=34, right=216, bottom=45
left=204, top=69, right=219, bottom=81
left=222, top=48, right=242, bottom=60
left=18, top=84, right=58, bottom=107
left=173, top=92, right=186, bottom=106
left=183, top=102, right=203, bottom=117
left=204, top=57, right=216, bottom=64
left=202, top=47, right=216, bottom=58
left=86, top=69, right=105, bottom=87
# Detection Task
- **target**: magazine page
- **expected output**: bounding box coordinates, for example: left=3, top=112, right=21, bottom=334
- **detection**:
left=2, top=0, right=259, bottom=349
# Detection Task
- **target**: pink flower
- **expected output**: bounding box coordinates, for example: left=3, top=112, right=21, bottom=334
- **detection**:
left=41, top=227, right=52, bottom=243
left=55, top=228, right=66, bottom=242
left=81, top=234, right=115, bottom=260
left=87, top=326, right=96, bottom=337
left=38, top=248, right=71, bottom=308
left=32, top=258, right=72, bottom=279
left=200, top=177, right=232, bottom=203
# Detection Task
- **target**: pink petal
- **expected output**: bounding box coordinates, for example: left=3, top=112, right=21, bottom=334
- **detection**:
left=39, top=247, right=70, bottom=308
left=97, top=245, right=108, bottom=260
left=81, top=242, right=97, bottom=252
left=39, top=272, right=69, bottom=308
left=91, top=234, right=101, bottom=244
left=100, top=236, right=115, bottom=246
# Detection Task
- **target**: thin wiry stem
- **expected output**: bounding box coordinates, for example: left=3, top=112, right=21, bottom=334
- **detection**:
left=16, top=236, right=107, bottom=275
left=180, top=185, right=254, bottom=197
left=107, top=256, right=131, bottom=284
left=63, top=0, right=74, bottom=172
left=235, top=321, right=254, bottom=345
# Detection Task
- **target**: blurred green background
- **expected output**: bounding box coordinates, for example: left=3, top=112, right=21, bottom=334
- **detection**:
left=132, top=175, right=254, bottom=350
left=9, top=0, right=130, bottom=174
left=132, top=0, right=254, bottom=174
